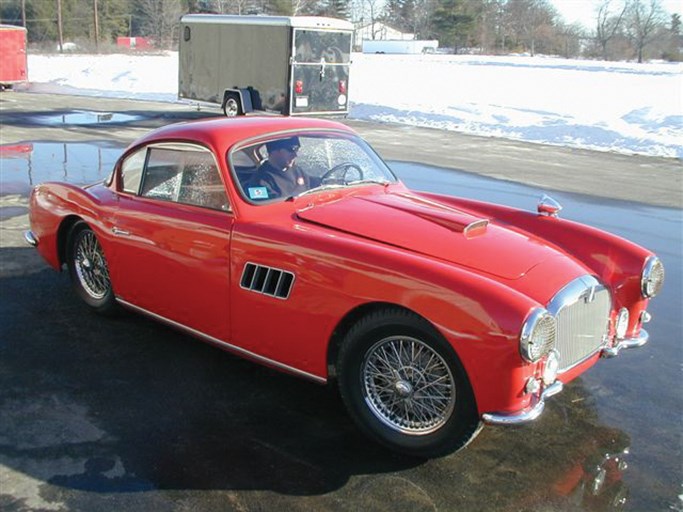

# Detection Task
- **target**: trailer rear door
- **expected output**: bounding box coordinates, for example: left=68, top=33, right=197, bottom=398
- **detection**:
left=290, top=29, right=351, bottom=115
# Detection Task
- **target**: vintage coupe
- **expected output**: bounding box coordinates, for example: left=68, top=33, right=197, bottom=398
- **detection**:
left=26, top=117, right=664, bottom=457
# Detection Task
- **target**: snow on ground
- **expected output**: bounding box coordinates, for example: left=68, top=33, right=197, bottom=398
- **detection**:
left=26, top=52, right=683, bottom=159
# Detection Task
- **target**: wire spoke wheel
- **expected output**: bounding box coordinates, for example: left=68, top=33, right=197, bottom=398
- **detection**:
left=362, top=335, right=456, bottom=435
left=74, top=229, right=111, bottom=300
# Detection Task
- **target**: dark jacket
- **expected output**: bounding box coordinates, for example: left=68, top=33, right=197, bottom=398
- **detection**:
left=247, top=161, right=311, bottom=200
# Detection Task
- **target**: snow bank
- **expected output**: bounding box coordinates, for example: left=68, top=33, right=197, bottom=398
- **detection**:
left=26, top=52, right=683, bottom=159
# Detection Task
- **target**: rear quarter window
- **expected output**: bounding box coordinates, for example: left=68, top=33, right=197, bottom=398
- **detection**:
left=121, top=148, right=146, bottom=194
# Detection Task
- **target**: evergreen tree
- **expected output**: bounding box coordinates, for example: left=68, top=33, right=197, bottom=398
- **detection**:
left=432, top=0, right=475, bottom=52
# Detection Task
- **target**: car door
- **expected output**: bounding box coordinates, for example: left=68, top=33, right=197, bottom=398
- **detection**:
left=109, top=142, right=234, bottom=342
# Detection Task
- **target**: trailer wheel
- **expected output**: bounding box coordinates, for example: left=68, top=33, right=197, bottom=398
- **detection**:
left=223, top=93, right=242, bottom=117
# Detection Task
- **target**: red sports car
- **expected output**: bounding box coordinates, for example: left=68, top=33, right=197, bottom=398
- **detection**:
left=25, top=117, right=664, bottom=457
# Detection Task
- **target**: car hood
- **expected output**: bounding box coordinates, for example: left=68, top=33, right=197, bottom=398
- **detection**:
left=296, top=192, right=568, bottom=280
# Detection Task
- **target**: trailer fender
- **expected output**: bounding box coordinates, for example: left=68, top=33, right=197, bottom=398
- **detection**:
left=222, top=88, right=254, bottom=117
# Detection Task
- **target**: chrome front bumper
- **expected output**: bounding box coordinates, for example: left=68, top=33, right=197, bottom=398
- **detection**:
left=482, top=381, right=564, bottom=426
left=24, top=230, right=38, bottom=247
left=601, top=329, right=649, bottom=358
left=483, top=328, right=649, bottom=426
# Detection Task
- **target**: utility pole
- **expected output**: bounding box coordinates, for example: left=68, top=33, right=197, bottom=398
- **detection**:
left=57, top=0, right=64, bottom=52
left=21, top=0, right=26, bottom=27
left=93, top=0, right=100, bottom=52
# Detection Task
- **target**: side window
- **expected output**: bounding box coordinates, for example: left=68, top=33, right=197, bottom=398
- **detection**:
left=140, top=146, right=229, bottom=211
left=231, top=148, right=260, bottom=192
left=141, top=148, right=183, bottom=201
left=121, top=147, right=146, bottom=194
left=178, top=151, right=230, bottom=211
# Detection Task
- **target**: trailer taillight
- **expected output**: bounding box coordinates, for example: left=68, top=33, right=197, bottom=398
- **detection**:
left=338, top=80, right=347, bottom=94
left=295, top=80, right=304, bottom=94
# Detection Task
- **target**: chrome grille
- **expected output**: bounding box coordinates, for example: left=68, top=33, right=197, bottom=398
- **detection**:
left=548, top=276, right=612, bottom=372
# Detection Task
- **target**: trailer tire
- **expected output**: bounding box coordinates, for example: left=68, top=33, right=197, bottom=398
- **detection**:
left=223, top=93, right=242, bottom=117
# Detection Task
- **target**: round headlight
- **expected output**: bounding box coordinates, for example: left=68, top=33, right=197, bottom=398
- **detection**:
left=615, top=308, right=630, bottom=339
left=641, top=256, right=664, bottom=298
left=520, top=308, right=557, bottom=363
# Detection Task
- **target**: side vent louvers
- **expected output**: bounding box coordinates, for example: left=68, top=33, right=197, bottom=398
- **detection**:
left=240, top=263, right=295, bottom=300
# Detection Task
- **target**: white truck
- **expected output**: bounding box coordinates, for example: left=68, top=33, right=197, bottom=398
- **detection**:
left=179, top=14, right=353, bottom=116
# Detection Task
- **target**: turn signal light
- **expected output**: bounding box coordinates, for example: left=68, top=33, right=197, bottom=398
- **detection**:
left=295, top=80, right=303, bottom=94
left=338, top=80, right=347, bottom=94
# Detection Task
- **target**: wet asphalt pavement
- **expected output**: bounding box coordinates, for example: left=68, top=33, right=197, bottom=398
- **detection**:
left=0, top=92, right=681, bottom=511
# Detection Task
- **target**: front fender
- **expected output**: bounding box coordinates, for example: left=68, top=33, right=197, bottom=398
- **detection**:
left=231, top=221, right=543, bottom=415
left=424, top=193, right=654, bottom=335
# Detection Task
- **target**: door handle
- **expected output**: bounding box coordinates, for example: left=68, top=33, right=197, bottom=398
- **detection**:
left=112, top=227, right=130, bottom=236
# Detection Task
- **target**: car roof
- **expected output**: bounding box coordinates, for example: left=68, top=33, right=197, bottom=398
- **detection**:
left=133, top=116, right=356, bottom=155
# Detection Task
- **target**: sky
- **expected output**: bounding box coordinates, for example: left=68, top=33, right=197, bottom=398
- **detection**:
left=550, top=0, right=683, bottom=28
left=25, top=52, right=683, bottom=159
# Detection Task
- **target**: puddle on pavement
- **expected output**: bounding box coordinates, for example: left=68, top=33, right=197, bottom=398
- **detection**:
left=30, top=110, right=145, bottom=126
left=0, top=141, right=124, bottom=196
left=0, top=206, right=29, bottom=220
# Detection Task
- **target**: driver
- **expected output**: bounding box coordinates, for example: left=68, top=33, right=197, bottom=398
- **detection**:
left=247, top=137, right=315, bottom=200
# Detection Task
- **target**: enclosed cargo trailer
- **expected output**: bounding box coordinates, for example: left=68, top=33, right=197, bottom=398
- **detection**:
left=179, top=15, right=353, bottom=117
left=0, top=25, right=28, bottom=89
left=362, top=39, right=438, bottom=54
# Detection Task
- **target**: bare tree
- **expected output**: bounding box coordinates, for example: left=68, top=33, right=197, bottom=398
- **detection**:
left=352, top=0, right=385, bottom=40
left=504, top=0, right=556, bottom=56
left=625, top=0, right=667, bottom=62
left=552, top=21, right=583, bottom=58
left=138, top=0, right=182, bottom=49
left=595, top=0, right=628, bottom=60
left=290, top=0, right=315, bottom=15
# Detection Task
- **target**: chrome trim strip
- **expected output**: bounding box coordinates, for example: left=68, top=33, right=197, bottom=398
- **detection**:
left=112, top=227, right=131, bottom=236
left=463, top=219, right=489, bottom=236
left=601, top=329, right=649, bottom=358
left=24, top=230, right=38, bottom=247
left=546, top=275, right=606, bottom=315
left=482, top=381, right=564, bottom=426
left=115, top=298, right=326, bottom=384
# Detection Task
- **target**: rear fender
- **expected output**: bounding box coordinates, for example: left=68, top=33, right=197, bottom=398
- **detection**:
left=29, top=183, right=111, bottom=270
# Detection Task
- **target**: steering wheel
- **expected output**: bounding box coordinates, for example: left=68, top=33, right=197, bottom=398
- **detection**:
left=320, top=162, right=364, bottom=185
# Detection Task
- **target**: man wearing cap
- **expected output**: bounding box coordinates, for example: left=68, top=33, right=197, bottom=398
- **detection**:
left=247, top=136, right=313, bottom=200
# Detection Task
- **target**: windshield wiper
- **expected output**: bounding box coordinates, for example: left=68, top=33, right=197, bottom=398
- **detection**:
left=286, top=183, right=346, bottom=201
left=286, top=179, right=391, bottom=201
left=346, top=178, right=391, bottom=186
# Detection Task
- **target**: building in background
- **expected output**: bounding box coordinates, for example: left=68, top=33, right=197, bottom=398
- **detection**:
left=353, top=21, right=413, bottom=49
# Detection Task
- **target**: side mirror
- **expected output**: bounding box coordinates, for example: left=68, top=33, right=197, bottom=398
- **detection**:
left=537, top=194, right=562, bottom=217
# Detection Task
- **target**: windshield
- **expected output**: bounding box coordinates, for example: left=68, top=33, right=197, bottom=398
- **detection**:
left=229, top=132, right=397, bottom=204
